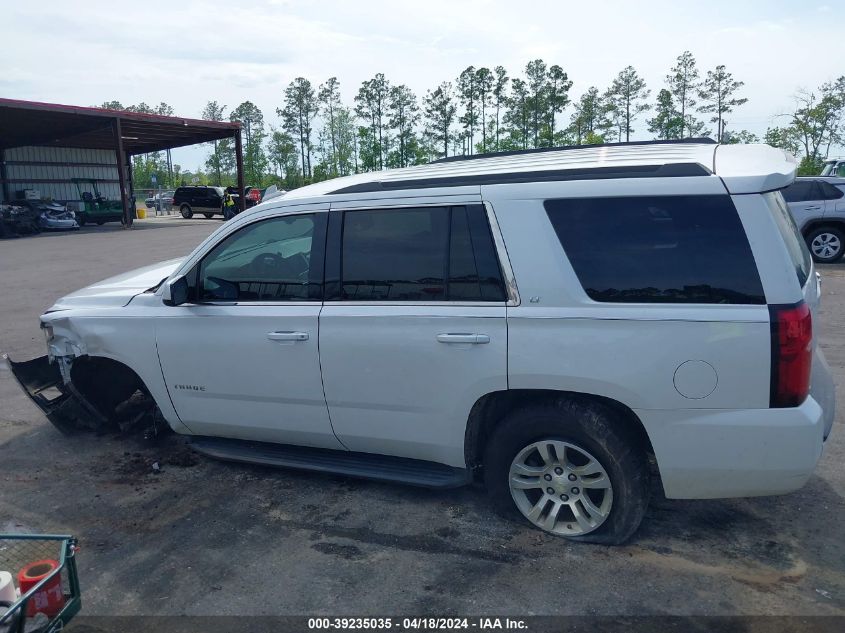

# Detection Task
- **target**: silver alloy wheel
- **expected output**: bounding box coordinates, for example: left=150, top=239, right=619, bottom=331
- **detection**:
left=811, top=232, right=842, bottom=260
left=509, top=440, right=613, bottom=536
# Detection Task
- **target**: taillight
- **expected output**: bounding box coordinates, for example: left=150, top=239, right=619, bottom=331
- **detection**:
left=769, top=301, right=812, bottom=407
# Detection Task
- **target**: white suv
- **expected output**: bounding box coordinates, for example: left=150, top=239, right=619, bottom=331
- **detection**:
left=8, top=140, right=836, bottom=544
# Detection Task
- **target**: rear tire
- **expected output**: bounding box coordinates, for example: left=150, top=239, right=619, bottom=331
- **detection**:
left=806, top=226, right=844, bottom=263
left=180, top=205, right=193, bottom=219
left=96, top=220, right=105, bottom=225
left=483, top=398, right=650, bottom=544
left=77, top=214, right=86, bottom=227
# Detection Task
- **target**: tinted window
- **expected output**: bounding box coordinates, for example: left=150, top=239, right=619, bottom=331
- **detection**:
left=545, top=195, right=765, bottom=304
left=198, top=214, right=321, bottom=302
left=782, top=181, right=818, bottom=203
left=818, top=181, right=844, bottom=200
left=340, top=206, right=505, bottom=301
left=763, top=192, right=812, bottom=288
left=448, top=206, right=508, bottom=301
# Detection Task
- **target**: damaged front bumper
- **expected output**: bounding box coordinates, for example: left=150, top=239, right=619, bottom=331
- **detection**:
left=4, top=354, right=108, bottom=433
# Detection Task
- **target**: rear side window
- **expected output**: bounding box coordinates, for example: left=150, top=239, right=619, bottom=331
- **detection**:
left=763, top=191, right=812, bottom=288
left=545, top=195, right=765, bottom=304
left=340, top=205, right=506, bottom=301
left=818, top=181, right=844, bottom=200
left=782, top=181, right=818, bottom=203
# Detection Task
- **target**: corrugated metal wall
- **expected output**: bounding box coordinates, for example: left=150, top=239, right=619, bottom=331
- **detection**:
left=3, top=146, right=120, bottom=202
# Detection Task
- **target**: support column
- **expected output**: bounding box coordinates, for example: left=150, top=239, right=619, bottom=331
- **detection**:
left=113, top=118, right=130, bottom=227
left=125, top=150, right=135, bottom=218
left=0, top=149, right=9, bottom=203
left=235, top=129, right=245, bottom=213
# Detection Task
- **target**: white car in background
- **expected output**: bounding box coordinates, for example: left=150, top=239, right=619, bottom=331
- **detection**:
left=8, top=140, right=836, bottom=544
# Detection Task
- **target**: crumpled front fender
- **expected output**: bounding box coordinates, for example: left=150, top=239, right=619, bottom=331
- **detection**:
left=4, top=354, right=107, bottom=433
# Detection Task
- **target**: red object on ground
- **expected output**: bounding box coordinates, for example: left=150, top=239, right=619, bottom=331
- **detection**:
left=18, top=559, right=64, bottom=617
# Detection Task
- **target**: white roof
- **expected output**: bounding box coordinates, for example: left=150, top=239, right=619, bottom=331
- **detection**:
left=276, top=142, right=797, bottom=203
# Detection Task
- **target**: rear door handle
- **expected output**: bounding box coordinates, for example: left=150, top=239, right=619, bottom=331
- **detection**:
left=436, top=333, right=490, bottom=344
left=804, top=206, right=822, bottom=210
left=267, top=331, right=309, bottom=342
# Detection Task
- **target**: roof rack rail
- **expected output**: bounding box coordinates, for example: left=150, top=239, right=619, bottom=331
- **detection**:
left=430, top=137, right=717, bottom=164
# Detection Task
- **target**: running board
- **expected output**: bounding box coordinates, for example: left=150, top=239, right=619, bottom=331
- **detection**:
left=190, top=436, right=472, bottom=489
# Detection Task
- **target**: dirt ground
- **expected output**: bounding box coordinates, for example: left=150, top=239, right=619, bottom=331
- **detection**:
left=1, top=217, right=843, bottom=616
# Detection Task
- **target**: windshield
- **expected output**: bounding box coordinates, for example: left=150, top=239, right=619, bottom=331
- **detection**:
left=821, top=162, right=835, bottom=176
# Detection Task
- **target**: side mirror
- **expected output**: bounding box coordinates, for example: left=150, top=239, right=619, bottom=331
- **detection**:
left=164, top=276, right=190, bottom=306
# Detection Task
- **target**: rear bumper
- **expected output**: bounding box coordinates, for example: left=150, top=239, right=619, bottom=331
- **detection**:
left=637, top=396, right=826, bottom=499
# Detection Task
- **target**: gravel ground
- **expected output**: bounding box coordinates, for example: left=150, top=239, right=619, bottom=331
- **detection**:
left=0, top=218, right=843, bottom=616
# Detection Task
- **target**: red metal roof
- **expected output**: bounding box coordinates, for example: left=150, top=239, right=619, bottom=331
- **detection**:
left=0, top=98, right=240, bottom=153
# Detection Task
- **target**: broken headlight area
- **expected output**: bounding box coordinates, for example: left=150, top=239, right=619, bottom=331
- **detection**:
left=4, top=354, right=162, bottom=435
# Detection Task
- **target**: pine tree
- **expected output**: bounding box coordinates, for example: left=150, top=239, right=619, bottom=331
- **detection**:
left=666, top=51, right=703, bottom=138
left=606, top=66, right=651, bottom=142
left=388, top=85, right=420, bottom=168
left=279, top=78, right=319, bottom=180
left=647, top=89, right=683, bottom=140
left=546, top=65, right=573, bottom=146
left=229, top=101, right=268, bottom=186
left=423, top=82, right=457, bottom=158
left=491, top=66, right=509, bottom=151
left=698, top=65, right=748, bottom=142
left=457, top=66, right=479, bottom=154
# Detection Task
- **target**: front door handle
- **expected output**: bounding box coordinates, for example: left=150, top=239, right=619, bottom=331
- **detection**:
left=267, top=331, right=309, bottom=342
left=436, top=333, right=490, bottom=344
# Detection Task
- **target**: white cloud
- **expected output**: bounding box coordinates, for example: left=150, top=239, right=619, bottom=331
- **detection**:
left=3, top=0, right=842, bottom=169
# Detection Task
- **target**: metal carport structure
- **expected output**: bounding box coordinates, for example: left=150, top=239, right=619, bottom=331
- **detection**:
left=0, top=98, right=244, bottom=225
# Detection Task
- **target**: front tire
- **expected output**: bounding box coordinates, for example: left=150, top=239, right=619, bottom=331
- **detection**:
left=806, top=226, right=844, bottom=263
left=180, top=205, right=193, bottom=219
left=203, top=212, right=214, bottom=219
left=483, top=398, right=650, bottom=544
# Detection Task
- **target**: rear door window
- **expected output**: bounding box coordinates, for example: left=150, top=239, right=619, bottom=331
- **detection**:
left=544, top=195, right=765, bottom=304
left=818, top=181, right=844, bottom=200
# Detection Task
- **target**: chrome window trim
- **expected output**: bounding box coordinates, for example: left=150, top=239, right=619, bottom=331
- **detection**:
left=483, top=200, right=521, bottom=307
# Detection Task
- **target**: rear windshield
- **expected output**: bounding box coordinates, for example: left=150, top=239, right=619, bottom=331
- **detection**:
left=764, top=191, right=812, bottom=288
left=544, top=195, right=765, bottom=304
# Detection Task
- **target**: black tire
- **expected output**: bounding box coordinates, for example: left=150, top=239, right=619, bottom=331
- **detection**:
left=96, top=220, right=105, bottom=225
left=77, top=214, right=86, bottom=226
left=180, top=205, right=193, bottom=219
left=203, top=212, right=214, bottom=219
left=806, top=226, right=844, bottom=264
left=483, top=398, right=650, bottom=545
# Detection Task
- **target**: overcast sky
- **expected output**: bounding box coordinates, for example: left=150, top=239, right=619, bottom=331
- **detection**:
left=3, top=0, right=841, bottom=170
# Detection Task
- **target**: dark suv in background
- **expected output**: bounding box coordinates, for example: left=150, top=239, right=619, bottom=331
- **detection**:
left=782, top=177, right=845, bottom=263
left=172, top=186, right=225, bottom=219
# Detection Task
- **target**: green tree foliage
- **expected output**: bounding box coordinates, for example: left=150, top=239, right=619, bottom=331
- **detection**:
left=355, top=73, right=391, bottom=170
left=569, top=87, right=612, bottom=144
left=605, top=66, right=650, bottom=142
left=457, top=66, right=480, bottom=154
left=648, top=89, right=683, bottom=140
left=423, top=82, right=457, bottom=158
left=788, top=77, right=845, bottom=168
left=280, top=78, right=319, bottom=180
left=230, top=101, right=268, bottom=187
left=503, top=78, right=530, bottom=150
left=201, top=101, right=234, bottom=185
left=698, top=65, right=748, bottom=141
left=723, top=129, right=759, bottom=144
left=267, top=128, right=301, bottom=189
left=475, top=67, right=494, bottom=153
left=545, top=65, right=573, bottom=146
left=525, top=59, right=548, bottom=147
left=490, top=66, right=509, bottom=151
left=388, top=85, right=422, bottom=168
left=666, top=51, right=706, bottom=138
left=764, top=126, right=801, bottom=156
left=318, top=77, right=343, bottom=178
